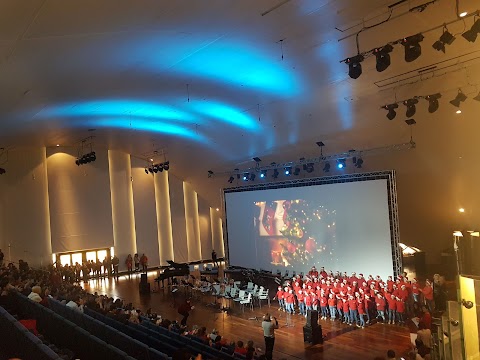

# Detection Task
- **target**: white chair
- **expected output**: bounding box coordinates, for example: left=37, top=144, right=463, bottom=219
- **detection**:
left=233, top=290, right=247, bottom=306
left=257, top=288, right=270, bottom=308
left=240, top=293, right=253, bottom=312
left=248, top=284, right=259, bottom=296
left=246, top=282, right=254, bottom=292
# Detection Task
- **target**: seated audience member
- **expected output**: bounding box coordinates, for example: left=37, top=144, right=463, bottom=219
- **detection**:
left=235, top=340, right=247, bottom=355
left=419, top=306, right=432, bottom=329
left=245, top=340, right=257, bottom=360
left=417, top=322, right=432, bottom=350
left=66, top=296, right=84, bottom=312
left=414, top=339, right=431, bottom=359
left=196, top=326, right=209, bottom=343
left=28, top=285, right=43, bottom=303
left=169, top=320, right=182, bottom=333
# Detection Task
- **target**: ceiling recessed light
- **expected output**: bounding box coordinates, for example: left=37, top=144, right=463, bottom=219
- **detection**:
left=216, top=208, right=219, bottom=211
left=459, top=11, right=468, bottom=17
left=56, top=144, right=60, bottom=147
left=150, top=158, right=154, bottom=162
left=456, top=109, right=462, bottom=114
left=459, top=208, right=465, bottom=213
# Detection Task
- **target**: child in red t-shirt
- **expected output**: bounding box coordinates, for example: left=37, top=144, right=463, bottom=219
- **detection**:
left=386, top=293, right=396, bottom=324
left=342, top=298, right=350, bottom=324
left=320, top=293, right=328, bottom=320
left=375, top=293, right=386, bottom=323
left=274, top=286, right=285, bottom=312
left=395, top=296, right=405, bottom=325
left=357, top=298, right=366, bottom=328
left=328, top=293, right=337, bottom=321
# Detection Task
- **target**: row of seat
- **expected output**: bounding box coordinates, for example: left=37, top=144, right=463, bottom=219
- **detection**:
left=83, top=305, right=242, bottom=360
left=0, top=305, right=61, bottom=360
left=47, top=297, right=171, bottom=360
left=13, top=292, right=138, bottom=360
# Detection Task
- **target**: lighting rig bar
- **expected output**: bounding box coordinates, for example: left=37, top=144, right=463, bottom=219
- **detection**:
left=209, top=140, right=415, bottom=178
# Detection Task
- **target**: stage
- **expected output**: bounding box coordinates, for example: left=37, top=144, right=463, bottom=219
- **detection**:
left=82, top=270, right=413, bottom=360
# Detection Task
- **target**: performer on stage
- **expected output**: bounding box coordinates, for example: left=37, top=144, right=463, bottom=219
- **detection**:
left=178, top=299, right=194, bottom=326
left=261, top=313, right=278, bottom=360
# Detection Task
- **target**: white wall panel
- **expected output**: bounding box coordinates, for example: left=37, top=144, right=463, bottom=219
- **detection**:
left=198, top=196, right=212, bottom=261
left=154, top=171, right=174, bottom=265
left=211, top=207, right=225, bottom=258
left=47, top=148, right=113, bottom=253
left=169, top=174, right=188, bottom=263
left=184, top=182, right=201, bottom=262
left=108, top=150, right=137, bottom=270
left=1, top=148, right=52, bottom=266
left=131, top=157, right=160, bottom=267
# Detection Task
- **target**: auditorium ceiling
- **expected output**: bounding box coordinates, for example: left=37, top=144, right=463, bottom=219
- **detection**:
left=1, top=0, right=479, bottom=254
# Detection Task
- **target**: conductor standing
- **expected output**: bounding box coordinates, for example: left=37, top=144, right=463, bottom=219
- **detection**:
left=211, top=249, right=219, bottom=268
left=262, top=313, right=278, bottom=360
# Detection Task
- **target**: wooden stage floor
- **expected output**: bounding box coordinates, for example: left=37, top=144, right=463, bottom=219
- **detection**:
left=82, top=271, right=413, bottom=360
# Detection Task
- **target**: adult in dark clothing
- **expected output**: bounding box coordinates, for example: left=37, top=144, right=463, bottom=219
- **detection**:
left=261, top=313, right=278, bottom=360
left=112, top=255, right=120, bottom=277
left=178, top=299, right=193, bottom=326
left=0, top=249, right=4, bottom=267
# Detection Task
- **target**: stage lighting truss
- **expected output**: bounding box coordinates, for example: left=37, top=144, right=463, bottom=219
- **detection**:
left=147, top=161, right=170, bottom=174
left=75, top=136, right=96, bottom=166
left=340, top=11, right=480, bottom=78
left=218, top=141, right=415, bottom=183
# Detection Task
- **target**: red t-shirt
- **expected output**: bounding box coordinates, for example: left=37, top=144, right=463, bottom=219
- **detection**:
left=320, top=296, right=328, bottom=307
left=305, top=294, right=313, bottom=306
left=297, top=293, right=305, bottom=302
left=342, top=300, right=349, bottom=312
left=285, top=293, right=295, bottom=304
left=386, top=297, right=396, bottom=311
left=422, top=285, right=433, bottom=300
left=328, top=298, right=336, bottom=307
left=276, top=290, right=284, bottom=299
left=357, top=300, right=365, bottom=314
left=396, top=300, right=405, bottom=313
left=411, top=283, right=420, bottom=295
left=348, top=299, right=358, bottom=311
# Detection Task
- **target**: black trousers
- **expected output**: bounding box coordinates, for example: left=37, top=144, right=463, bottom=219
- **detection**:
left=180, top=313, right=189, bottom=326
left=264, top=336, right=275, bottom=360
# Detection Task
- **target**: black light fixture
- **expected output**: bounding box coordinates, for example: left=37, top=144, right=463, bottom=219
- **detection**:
left=0, top=168, right=5, bottom=175
left=284, top=166, right=292, bottom=175
left=144, top=168, right=149, bottom=174
left=336, top=159, right=346, bottom=169
left=323, top=162, right=331, bottom=172
left=404, top=98, right=419, bottom=117
left=374, top=44, right=394, bottom=72
left=163, top=161, right=170, bottom=171
left=425, top=93, right=442, bottom=113
left=208, top=170, right=214, bottom=178
left=354, top=158, right=364, bottom=168
left=272, top=169, right=279, bottom=179
left=462, top=18, right=480, bottom=43
left=148, top=167, right=154, bottom=173
left=293, top=167, right=301, bottom=176
left=260, top=170, right=267, bottom=179
left=432, top=28, right=456, bottom=53
left=450, top=90, right=467, bottom=107
left=227, top=176, right=234, bottom=183
left=249, top=173, right=256, bottom=181
left=473, top=91, right=480, bottom=101
left=304, top=163, right=314, bottom=173
left=242, top=173, right=249, bottom=181
left=401, top=33, right=424, bottom=62
left=75, top=151, right=97, bottom=166
left=383, top=103, right=399, bottom=120
left=346, top=54, right=364, bottom=79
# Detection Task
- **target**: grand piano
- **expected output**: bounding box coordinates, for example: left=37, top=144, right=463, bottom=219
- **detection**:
left=154, top=260, right=190, bottom=288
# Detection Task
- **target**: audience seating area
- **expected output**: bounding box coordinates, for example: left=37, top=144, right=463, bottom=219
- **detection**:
left=0, top=305, right=61, bottom=360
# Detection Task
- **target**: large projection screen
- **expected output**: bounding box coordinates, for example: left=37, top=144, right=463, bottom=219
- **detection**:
left=224, top=171, right=401, bottom=279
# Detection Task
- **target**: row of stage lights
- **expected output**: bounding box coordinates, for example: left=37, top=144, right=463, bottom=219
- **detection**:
left=382, top=89, right=480, bottom=120
left=75, top=152, right=96, bottom=166
left=228, top=157, right=364, bottom=183
left=344, top=16, right=480, bottom=79
left=145, top=161, right=170, bottom=174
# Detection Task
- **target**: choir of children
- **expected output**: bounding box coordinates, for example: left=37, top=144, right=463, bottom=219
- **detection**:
left=273, top=266, right=432, bottom=329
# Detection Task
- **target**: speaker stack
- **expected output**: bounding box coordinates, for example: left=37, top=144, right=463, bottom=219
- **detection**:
left=139, top=273, right=151, bottom=294
left=303, top=310, right=323, bottom=344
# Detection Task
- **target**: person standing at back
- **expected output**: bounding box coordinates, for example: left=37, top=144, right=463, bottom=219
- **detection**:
left=211, top=249, right=219, bottom=267
left=261, top=313, right=278, bottom=360
left=134, top=254, right=140, bottom=272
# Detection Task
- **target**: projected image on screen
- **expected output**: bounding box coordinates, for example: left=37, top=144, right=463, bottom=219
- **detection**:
left=225, top=179, right=394, bottom=279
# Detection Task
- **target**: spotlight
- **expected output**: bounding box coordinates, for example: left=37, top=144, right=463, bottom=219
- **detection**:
left=284, top=167, right=292, bottom=175
left=148, top=167, right=154, bottom=173
left=304, top=163, right=314, bottom=173
left=260, top=170, right=267, bottom=179
left=157, top=163, right=164, bottom=172
left=249, top=173, right=256, bottom=181
left=0, top=168, right=5, bottom=175
left=228, top=176, right=234, bottom=183
left=242, top=173, right=249, bottom=181
left=433, top=29, right=456, bottom=53
left=323, top=162, right=331, bottom=172
left=462, top=19, right=480, bottom=43
left=401, top=33, right=424, bottom=62
left=145, top=168, right=149, bottom=174
left=383, top=103, right=398, bottom=120
left=272, top=169, right=279, bottom=179
left=336, top=159, right=346, bottom=169
left=346, top=54, right=364, bottom=79
left=75, top=159, right=80, bottom=166
left=293, top=167, right=301, bottom=176
left=374, top=44, right=393, bottom=72
left=404, top=98, right=419, bottom=117
left=153, top=166, right=158, bottom=173
left=473, top=91, right=480, bottom=101
left=425, top=93, right=441, bottom=113
left=450, top=90, right=467, bottom=107
left=163, top=161, right=170, bottom=171
left=462, top=299, right=474, bottom=309
left=355, top=158, right=364, bottom=168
